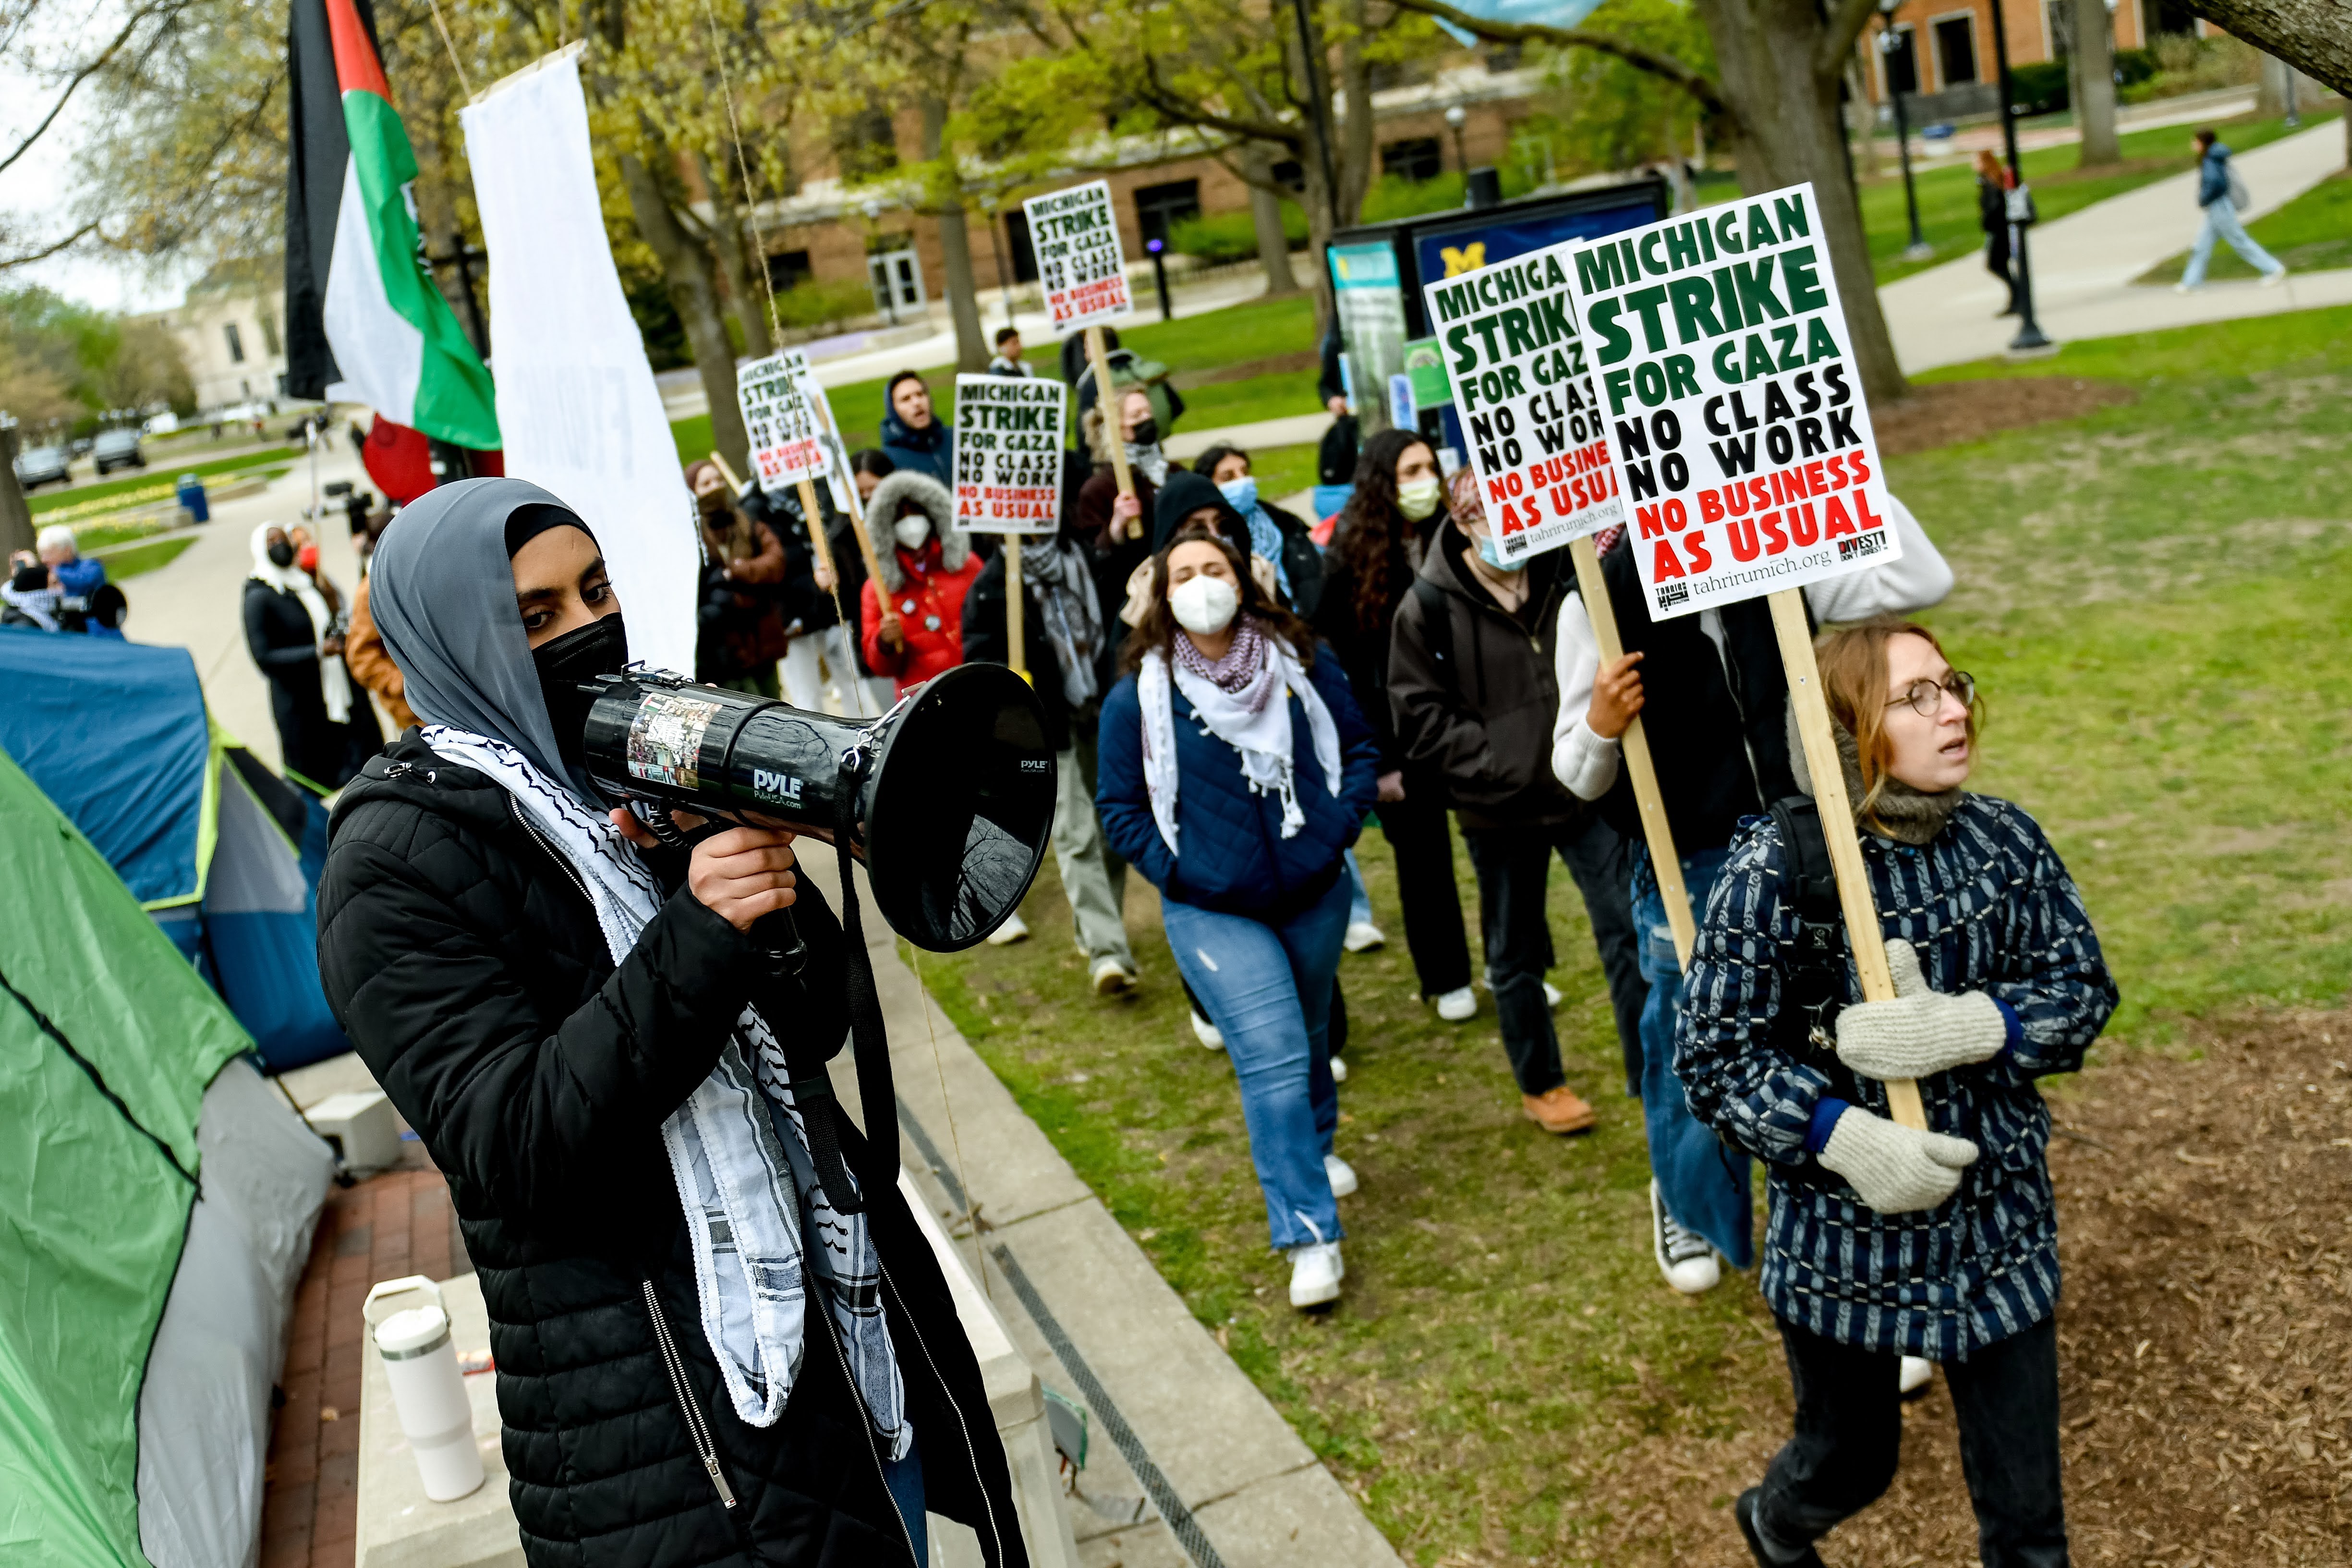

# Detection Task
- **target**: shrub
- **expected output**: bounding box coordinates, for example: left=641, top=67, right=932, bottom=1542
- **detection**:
left=1167, top=205, right=1308, bottom=266
left=2010, top=61, right=2070, bottom=116
left=775, top=276, right=880, bottom=332
left=2111, top=47, right=2157, bottom=88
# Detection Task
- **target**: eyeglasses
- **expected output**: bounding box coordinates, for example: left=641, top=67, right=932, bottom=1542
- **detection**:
left=1886, top=671, right=1976, bottom=717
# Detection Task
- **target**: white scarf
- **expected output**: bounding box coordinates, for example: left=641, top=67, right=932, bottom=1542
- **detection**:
left=248, top=523, right=353, bottom=724
left=1137, top=631, right=1341, bottom=858
left=422, top=727, right=909, bottom=1457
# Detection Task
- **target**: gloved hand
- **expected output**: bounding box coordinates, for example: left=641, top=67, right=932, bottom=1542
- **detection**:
left=1835, top=938, right=2009, bottom=1081
left=1817, top=1105, right=1979, bottom=1213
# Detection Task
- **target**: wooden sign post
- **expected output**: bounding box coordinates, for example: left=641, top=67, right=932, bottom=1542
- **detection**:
left=1084, top=325, right=1136, bottom=531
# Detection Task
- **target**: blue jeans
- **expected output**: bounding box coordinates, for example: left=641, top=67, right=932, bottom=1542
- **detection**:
left=1162, top=874, right=1351, bottom=1252
left=1344, top=848, right=1373, bottom=927
left=1633, top=845, right=1754, bottom=1267
left=2183, top=200, right=2283, bottom=286
left=884, top=1439, right=928, bottom=1566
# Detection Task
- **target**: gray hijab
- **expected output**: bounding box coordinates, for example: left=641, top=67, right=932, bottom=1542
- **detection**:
left=368, top=477, right=603, bottom=803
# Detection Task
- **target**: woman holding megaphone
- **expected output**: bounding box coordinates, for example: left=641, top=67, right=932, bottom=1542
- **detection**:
left=316, top=479, right=1027, bottom=1568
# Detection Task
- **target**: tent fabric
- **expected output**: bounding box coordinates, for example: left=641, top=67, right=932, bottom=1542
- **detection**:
left=0, top=749, right=255, bottom=1566
left=0, top=627, right=211, bottom=908
left=204, top=754, right=347, bottom=1071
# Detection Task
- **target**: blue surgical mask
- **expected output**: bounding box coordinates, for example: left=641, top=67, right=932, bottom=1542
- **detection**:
left=1475, top=532, right=1527, bottom=573
left=1217, top=475, right=1258, bottom=515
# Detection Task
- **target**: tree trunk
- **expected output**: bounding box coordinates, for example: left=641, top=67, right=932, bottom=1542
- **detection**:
left=620, top=151, right=748, bottom=472
left=2256, top=50, right=2294, bottom=116
left=2185, top=0, right=2350, bottom=95
left=1241, top=145, right=1301, bottom=296
left=0, top=426, right=32, bottom=562
left=2074, top=0, right=2122, bottom=166
left=920, top=97, right=990, bottom=374
left=700, top=153, right=775, bottom=359
left=1847, top=53, right=1881, bottom=179
left=1696, top=0, right=1909, bottom=403
left=1336, top=0, right=1377, bottom=222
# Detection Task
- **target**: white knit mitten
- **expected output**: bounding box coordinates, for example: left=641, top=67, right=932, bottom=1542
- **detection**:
left=1817, top=1106, right=1979, bottom=1214
left=1834, top=939, right=2008, bottom=1081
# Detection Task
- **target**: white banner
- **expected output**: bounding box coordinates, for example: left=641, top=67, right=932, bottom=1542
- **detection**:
left=739, top=351, right=825, bottom=491
left=1562, top=182, right=1900, bottom=620
left=1422, top=241, right=1621, bottom=565
left=1023, top=180, right=1133, bottom=333
left=951, top=376, right=1065, bottom=534
left=460, top=51, right=698, bottom=674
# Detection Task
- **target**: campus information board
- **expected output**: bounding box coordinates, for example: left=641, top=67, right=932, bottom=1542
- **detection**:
left=1562, top=182, right=1900, bottom=620
left=1024, top=180, right=1133, bottom=333
left=951, top=375, right=1065, bottom=534
left=738, top=350, right=825, bottom=490
left=1422, top=239, right=1622, bottom=564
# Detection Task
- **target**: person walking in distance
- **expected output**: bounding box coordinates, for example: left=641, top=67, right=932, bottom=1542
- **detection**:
left=1974, top=150, right=2020, bottom=318
left=2177, top=128, right=2289, bottom=292
left=987, top=327, right=1030, bottom=377
left=1681, top=619, right=2115, bottom=1568
left=244, top=522, right=381, bottom=794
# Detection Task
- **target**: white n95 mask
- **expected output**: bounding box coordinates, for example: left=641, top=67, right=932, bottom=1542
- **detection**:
left=1168, top=575, right=1238, bottom=636
left=892, top=517, right=932, bottom=550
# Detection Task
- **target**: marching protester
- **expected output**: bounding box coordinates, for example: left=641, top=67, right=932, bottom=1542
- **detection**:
left=1390, top=464, right=1645, bottom=1137
left=1313, top=432, right=1475, bottom=1016
left=1552, top=499, right=1952, bottom=1298
left=1077, top=386, right=1163, bottom=594
left=2178, top=127, right=2289, bottom=292
left=686, top=459, right=791, bottom=698
left=344, top=516, right=419, bottom=733
left=244, top=521, right=380, bottom=795
left=737, top=476, right=857, bottom=714
left=1974, top=150, right=2020, bottom=318
left=1095, top=520, right=1380, bottom=1308
left=317, top=477, right=1026, bottom=1566
left=1678, top=618, right=2115, bottom=1568
left=987, top=326, right=1030, bottom=377
left=879, top=370, right=954, bottom=485
left=858, top=468, right=979, bottom=696
left=1190, top=443, right=1323, bottom=619
left=822, top=450, right=906, bottom=715
left=963, top=516, right=1138, bottom=990
left=1062, top=325, right=1185, bottom=434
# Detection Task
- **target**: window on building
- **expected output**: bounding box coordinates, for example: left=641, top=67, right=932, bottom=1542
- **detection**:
left=1381, top=137, right=1445, bottom=183
left=1882, top=25, right=1920, bottom=96
left=2146, top=0, right=2199, bottom=34
left=1003, top=210, right=1039, bottom=284
left=1132, top=180, right=1200, bottom=250
left=258, top=311, right=281, bottom=357
left=1933, top=14, right=1978, bottom=86
left=224, top=323, right=245, bottom=364
left=766, top=250, right=813, bottom=292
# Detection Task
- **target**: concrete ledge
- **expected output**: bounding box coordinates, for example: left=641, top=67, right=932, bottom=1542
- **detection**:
left=354, top=1275, right=520, bottom=1568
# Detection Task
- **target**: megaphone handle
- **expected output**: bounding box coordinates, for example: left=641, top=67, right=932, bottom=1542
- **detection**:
left=642, top=803, right=809, bottom=974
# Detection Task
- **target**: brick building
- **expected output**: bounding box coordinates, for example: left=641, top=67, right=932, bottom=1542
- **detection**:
left=1863, top=0, right=2211, bottom=118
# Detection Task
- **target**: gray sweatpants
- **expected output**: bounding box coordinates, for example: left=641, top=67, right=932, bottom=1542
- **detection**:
left=1055, top=716, right=1133, bottom=969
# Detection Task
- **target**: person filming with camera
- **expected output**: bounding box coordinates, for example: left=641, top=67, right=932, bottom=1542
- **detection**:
left=316, top=478, right=1025, bottom=1568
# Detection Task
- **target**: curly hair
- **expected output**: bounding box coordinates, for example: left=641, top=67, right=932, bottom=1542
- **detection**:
left=1118, top=525, right=1318, bottom=676
left=1328, top=427, right=1435, bottom=634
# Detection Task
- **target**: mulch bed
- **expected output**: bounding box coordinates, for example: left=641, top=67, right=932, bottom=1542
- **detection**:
left=1582, top=1008, right=2352, bottom=1566
left=1875, top=377, right=2138, bottom=456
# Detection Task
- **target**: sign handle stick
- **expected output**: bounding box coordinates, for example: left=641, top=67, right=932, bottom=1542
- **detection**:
left=833, top=464, right=891, bottom=589
left=1003, top=537, right=1026, bottom=679
left=1085, top=325, right=1138, bottom=534
left=1768, top=588, right=1927, bottom=1132
left=1569, top=536, right=1694, bottom=972
left=707, top=450, right=746, bottom=493
left=793, top=477, right=838, bottom=581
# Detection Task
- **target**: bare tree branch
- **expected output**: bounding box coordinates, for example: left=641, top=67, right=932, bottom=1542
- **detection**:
left=0, top=0, right=191, bottom=177
left=1387, top=0, right=1730, bottom=122
left=1814, top=0, right=1884, bottom=82
left=0, top=219, right=102, bottom=270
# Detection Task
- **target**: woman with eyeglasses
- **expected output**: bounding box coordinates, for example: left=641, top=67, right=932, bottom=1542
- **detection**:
left=1678, top=618, right=2115, bottom=1568
left=1549, top=496, right=1953, bottom=1303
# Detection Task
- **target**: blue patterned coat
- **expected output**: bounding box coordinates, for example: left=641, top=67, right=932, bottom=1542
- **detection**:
left=1675, top=794, right=2117, bottom=1359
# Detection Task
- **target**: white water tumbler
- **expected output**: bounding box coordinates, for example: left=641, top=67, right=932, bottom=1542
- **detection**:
left=375, top=1302, right=485, bottom=1501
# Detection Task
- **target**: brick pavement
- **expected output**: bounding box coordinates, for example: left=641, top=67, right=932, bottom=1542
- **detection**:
left=261, top=1156, right=469, bottom=1568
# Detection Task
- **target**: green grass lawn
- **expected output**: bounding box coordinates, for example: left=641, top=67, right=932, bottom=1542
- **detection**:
left=102, top=536, right=197, bottom=581
left=30, top=446, right=302, bottom=521
left=1863, top=107, right=2339, bottom=283
left=916, top=304, right=2352, bottom=1562
left=2135, top=170, right=2352, bottom=283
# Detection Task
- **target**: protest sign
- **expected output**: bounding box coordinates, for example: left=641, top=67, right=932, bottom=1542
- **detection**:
left=951, top=376, right=1065, bottom=535
left=1422, top=240, right=1623, bottom=566
left=1024, top=180, right=1132, bottom=333
left=1561, top=182, right=1901, bottom=622
left=738, top=351, right=825, bottom=491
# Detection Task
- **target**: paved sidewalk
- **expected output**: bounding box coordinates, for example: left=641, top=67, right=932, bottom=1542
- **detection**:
left=1884, top=118, right=2352, bottom=373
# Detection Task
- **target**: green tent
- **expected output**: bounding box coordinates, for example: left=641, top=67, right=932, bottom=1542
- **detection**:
left=0, top=748, right=334, bottom=1565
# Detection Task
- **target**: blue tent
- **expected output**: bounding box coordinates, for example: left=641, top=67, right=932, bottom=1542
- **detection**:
left=0, top=626, right=348, bottom=1070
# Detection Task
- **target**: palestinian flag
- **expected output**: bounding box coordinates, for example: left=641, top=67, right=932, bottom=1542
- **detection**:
left=284, top=0, right=499, bottom=450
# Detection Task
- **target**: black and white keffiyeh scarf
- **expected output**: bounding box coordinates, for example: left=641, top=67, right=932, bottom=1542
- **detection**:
left=423, top=726, right=909, bottom=1459
left=1020, top=537, right=1104, bottom=711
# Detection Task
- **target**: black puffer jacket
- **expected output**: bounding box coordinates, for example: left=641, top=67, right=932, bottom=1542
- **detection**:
left=316, top=734, right=1026, bottom=1568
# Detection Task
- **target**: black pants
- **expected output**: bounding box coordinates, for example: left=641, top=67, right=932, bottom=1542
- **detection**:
left=1985, top=229, right=2019, bottom=313
left=1458, top=814, right=1645, bottom=1097
left=1372, top=781, right=1473, bottom=997
left=1754, top=1315, right=2067, bottom=1568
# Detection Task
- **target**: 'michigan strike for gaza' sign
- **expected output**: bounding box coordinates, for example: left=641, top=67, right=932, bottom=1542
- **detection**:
left=1563, top=182, right=1900, bottom=619
left=951, top=375, right=1065, bottom=534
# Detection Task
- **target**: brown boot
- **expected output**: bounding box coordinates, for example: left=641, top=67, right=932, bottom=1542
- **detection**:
left=1522, top=1085, right=1597, bottom=1136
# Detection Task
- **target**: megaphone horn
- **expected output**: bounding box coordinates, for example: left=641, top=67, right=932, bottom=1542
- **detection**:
left=582, top=662, right=1057, bottom=952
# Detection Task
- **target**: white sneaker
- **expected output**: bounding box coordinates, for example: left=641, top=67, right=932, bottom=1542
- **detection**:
left=1434, top=986, right=1477, bottom=1022
left=1899, top=1355, right=1935, bottom=1397
left=1324, top=1154, right=1358, bottom=1197
left=1287, top=1240, right=1344, bottom=1308
left=2262, top=267, right=2290, bottom=288
left=1650, top=1181, right=1721, bottom=1295
left=1090, top=957, right=1136, bottom=996
left=1343, top=921, right=1386, bottom=953
left=1328, top=1054, right=1347, bottom=1082
left=1543, top=980, right=1564, bottom=1010
left=2174, top=282, right=2200, bottom=294
left=986, top=910, right=1030, bottom=946
left=1189, top=1009, right=1224, bottom=1049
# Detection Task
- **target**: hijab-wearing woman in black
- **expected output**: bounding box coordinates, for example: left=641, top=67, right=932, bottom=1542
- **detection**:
left=315, top=478, right=1024, bottom=1568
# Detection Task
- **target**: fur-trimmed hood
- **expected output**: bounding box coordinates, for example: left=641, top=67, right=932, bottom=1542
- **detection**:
left=1786, top=700, right=1964, bottom=845
left=864, top=469, right=966, bottom=593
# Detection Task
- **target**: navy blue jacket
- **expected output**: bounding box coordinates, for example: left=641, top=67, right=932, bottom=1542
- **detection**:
left=879, top=409, right=953, bottom=486
left=2197, top=143, right=2233, bottom=208
left=1097, top=638, right=1380, bottom=919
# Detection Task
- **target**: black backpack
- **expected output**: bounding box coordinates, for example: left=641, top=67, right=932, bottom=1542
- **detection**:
left=1765, top=794, right=1862, bottom=1108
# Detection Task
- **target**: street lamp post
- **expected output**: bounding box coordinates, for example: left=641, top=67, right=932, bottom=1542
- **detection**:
left=1146, top=238, right=1174, bottom=321
left=1444, top=104, right=1469, bottom=182
left=1876, top=24, right=1934, bottom=261
left=1987, top=0, right=2054, bottom=351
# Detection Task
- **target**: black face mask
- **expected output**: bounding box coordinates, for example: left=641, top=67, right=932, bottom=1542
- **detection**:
left=12, top=563, right=48, bottom=593
left=267, top=541, right=296, bottom=568
left=1129, top=418, right=1160, bottom=449
left=532, top=612, right=629, bottom=768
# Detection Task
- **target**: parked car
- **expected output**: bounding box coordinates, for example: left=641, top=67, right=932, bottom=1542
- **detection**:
left=12, top=445, right=71, bottom=490
left=92, top=429, right=145, bottom=476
